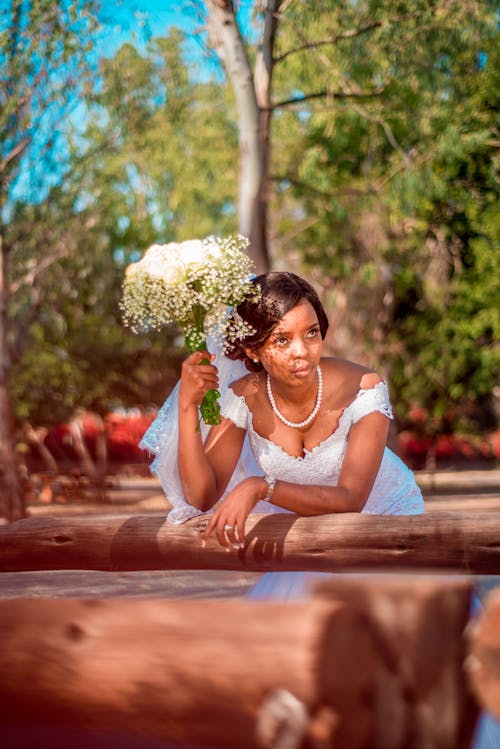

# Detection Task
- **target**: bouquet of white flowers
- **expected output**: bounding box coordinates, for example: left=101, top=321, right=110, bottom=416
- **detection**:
left=121, top=234, right=258, bottom=425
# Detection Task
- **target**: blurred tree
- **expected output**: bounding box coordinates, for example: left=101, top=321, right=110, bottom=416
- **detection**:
left=204, top=0, right=282, bottom=272
left=0, top=0, right=102, bottom=520
left=9, top=30, right=238, bottom=425
left=88, top=33, right=239, bottom=241
left=256, top=0, right=498, bottom=433
left=199, top=0, right=498, bottom=434
left=200, top=2, right=482, bottom=270
left=385, top=24, right=500, bottom=433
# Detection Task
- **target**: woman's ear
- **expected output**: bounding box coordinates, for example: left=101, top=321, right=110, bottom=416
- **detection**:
left=244, top=348, right=260, bottom=364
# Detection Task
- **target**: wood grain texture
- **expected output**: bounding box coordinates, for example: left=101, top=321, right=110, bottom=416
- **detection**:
left=0, top=597, right=375, bottom=749
left=1, top=511, right=499, bottom=573
left=0, top=576, right=476, bottom=749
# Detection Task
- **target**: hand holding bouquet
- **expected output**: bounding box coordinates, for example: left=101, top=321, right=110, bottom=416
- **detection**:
left=121, top=234, right=257, bottom=425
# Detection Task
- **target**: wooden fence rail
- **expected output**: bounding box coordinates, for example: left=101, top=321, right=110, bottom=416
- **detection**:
left=1, top=511, right=499, bottom=573
left=0, top=576, right=487, bottom=749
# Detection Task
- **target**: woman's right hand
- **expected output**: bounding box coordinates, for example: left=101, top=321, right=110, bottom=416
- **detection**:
left=179, top=351, right=219, bottom=411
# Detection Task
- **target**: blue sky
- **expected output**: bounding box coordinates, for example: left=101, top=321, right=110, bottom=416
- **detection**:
left=104, top=1, right=256, bottom=70
left=6, top=1, right=256, bottom=211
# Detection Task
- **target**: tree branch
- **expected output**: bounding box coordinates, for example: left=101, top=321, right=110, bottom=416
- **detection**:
left=274, top=0, right=458, bottom=63
left=0, top=136, right=31, bottom=176
left=270, top=174, right=374, bottom=199
left=267, top=86, right=384, bottom=110
left=10, top=241, right=70, bottom=295
left=349, top=102, right=411, bottom=166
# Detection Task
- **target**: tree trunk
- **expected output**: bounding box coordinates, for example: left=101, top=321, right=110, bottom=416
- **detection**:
left=1, top=511, right=500, bottom=573
left=24, top=423, right=59, bottom=473
left=206, top=0, right=268, bottom=272
left=0, top=232, right=25, bottom=522
left=0, top=577, right=476, bottom=749
left=253, top=1, right=282, bottom=272
left=94, top=413, right=108, bottom=484
left=68, top=413, right=98, bottom=483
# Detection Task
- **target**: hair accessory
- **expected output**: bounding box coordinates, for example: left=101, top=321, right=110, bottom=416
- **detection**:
left=267, top=365, right=322, bottom=428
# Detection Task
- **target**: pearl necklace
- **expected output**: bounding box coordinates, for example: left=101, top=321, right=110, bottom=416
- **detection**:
left=266, top=365, right=323, bottom=429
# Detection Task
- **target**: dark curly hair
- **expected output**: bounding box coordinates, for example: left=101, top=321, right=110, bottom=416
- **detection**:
left=226, top=272, right=329, bottom=372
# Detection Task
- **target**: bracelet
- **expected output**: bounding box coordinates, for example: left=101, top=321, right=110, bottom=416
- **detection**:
left=263, top=475, right=276, bottom=501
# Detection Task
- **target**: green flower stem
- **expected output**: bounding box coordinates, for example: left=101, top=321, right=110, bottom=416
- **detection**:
left=185, top=327, right=221, bottom=426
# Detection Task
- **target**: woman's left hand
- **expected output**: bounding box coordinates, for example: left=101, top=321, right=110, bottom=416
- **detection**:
left=202, top=477, right=265, bottom=550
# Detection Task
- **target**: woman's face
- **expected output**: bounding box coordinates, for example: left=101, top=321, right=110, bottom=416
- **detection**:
left=252, top=299, right=323, bottom=387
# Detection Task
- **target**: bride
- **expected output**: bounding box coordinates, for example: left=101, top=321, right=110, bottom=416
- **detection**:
left=141, top=271, right=424, bottom=548
left=142, top=271, right=499, bottom=747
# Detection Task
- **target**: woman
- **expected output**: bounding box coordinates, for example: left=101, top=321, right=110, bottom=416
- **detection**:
left=142, top=273, right=500, bottom=746
left=142, top=272, right=424, bottom=548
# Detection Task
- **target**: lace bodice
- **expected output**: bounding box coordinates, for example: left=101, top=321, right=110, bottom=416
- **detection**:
left=153, top=376, right=424, bottom=523
left=218, top=381, right=423, bottom=517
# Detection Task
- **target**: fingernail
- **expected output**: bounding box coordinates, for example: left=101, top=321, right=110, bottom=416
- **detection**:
left=239, top=543, right=244, bottom=549
left=226, top=547, right=230, bottom=553
left=201, top=540, right=206, bottom=548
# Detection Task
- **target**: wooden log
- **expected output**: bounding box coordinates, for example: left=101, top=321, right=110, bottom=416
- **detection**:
left=1, top=511, right=499, bottom=573
left=0, top=576, right=476, bottom=749
left=0, top=597, right=378, bottom=749
left=466, top=587, right=500, bottom=720
left=314, top=576, right=477, bottom=749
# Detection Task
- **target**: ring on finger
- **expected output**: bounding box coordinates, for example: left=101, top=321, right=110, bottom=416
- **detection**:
left=224, top=524, right=233, bottom=531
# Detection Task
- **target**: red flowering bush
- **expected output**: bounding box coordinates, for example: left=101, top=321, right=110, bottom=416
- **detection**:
left=104, top=410, right=156, bottom=462
left=397, top=423, right=500, bottom=469
left=42, top=409, right=157, bottom=467
left=39, top=408, right=500, bottom=473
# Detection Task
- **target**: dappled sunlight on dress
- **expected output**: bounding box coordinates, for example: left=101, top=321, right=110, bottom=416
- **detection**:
left=220, top=379, right=424, bottom=517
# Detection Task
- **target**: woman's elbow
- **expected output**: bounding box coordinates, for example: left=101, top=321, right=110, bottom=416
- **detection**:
left=183, top=484, right=218, bottom=512
left=326, top=486, right=367, bottom=513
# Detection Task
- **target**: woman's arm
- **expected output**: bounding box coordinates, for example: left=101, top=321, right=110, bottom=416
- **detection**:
left=203, top=409, right=389, bottom=548
left=268, top=409, right=389, bottom=514
left=178, top=350, right=246, bottom=510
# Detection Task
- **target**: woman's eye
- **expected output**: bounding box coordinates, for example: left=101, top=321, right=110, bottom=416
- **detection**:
left=275, top=337, right=288, bottom=346
left=307, top=328, right=319, bottom=338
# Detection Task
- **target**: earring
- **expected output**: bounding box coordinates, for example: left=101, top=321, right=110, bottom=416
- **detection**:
left=252, top=358, right=259, bottom=364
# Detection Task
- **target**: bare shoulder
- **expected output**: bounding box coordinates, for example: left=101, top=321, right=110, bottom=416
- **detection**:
left=321, top=357, right=384, bottom=405
left=229, top=372, right=261, bottom=399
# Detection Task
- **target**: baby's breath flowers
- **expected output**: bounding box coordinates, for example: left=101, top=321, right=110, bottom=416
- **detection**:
left=121, top=234, right=258, bottom=425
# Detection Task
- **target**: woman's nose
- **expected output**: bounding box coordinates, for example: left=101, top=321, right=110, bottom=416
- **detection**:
left=291, top=338, right=306, bottom=357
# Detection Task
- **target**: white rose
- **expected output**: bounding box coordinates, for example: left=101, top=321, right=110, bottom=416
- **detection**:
left=204, top=239, right=222, bottom=262
left=141, top=243, right=185, bottom=285
left=125, top=262, right=140, bottom=278
left=177, top=239, right=208, bottom=270
left=140, top=244, right=168, bottom=278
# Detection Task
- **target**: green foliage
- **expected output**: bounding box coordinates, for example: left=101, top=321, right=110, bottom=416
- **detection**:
left=6, top=21, right=238, bottom=426
left=85, top=31, right=239, bottom=244
left=266, top=0, right=499, bottom=432
left=9, top=184, right=184, bottom=424
left=0, top=0, right=102, bottom=203
left=4, top=0, right=498, bottom=437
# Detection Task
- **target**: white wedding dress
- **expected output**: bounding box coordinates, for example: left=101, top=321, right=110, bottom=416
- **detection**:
left=141, top=347, right=424, bottom=596
left=141, top=346, right=424, bottom=525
